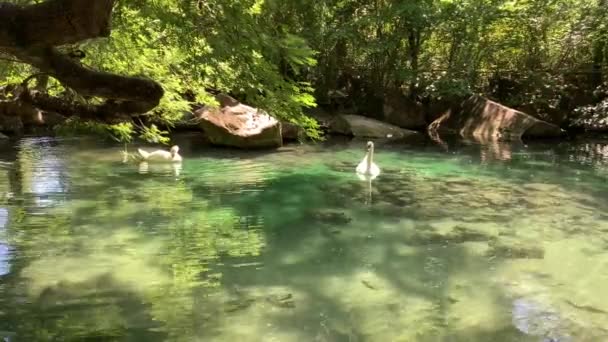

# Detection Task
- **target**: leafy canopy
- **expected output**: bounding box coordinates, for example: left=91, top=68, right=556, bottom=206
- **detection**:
left=0, top=0, right=321, bottom=142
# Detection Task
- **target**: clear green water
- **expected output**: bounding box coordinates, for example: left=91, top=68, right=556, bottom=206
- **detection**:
left=0, top=135, right=608, bottom=341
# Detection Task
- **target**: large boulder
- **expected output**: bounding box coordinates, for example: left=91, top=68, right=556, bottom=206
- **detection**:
left=382, top=89, right=426, bottom=129
left=195, top=94, right=282, bottom=149
left=329, top=114, right=421, bottom=139
left=428, top=95, right=564, bottom=141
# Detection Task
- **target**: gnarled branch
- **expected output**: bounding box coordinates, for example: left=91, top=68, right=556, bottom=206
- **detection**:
left=0, top=0, right=113, bottom=48
left=0, top=0, right=164, bottom=121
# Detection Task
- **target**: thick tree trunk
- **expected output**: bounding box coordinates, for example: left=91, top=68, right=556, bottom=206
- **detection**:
left=0, top=0, right=164, bottom=121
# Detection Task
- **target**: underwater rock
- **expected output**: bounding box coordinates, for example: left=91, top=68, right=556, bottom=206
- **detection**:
left=522, top=183, right=563, bottom=193
left=266, top=293, right=295, bottom=308
left=224, top=297, right=256, bottom=313
left=312, top=209, right=352, bottom=225
left=225, top=292, right=295, bottom=312
left=450, top=225, right=492, bottom=242
left=372, top=202, right=410, bottom=218
left=361, top=280, right=377, bottom=290
left=487, top=239, right=545, bottom=259
left=512, top=298, right=571, bottom=342
left=408, top=225, right=492, bottom=245
left=314, top=326, right=363, bottom=342
left=380, top=189, right=415, bottom=207
left=565, top=299, right=608, bottom=315
left=511, top=297, right=608, bottom=341
left=446, top=296, right=459, bottom=304
left=320, top=226, right=342, bottom=237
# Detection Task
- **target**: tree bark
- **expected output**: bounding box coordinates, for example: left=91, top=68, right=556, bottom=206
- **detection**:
left=0, top=0, right=113, bottom=48
left=0, top=0, right=164, bottom=121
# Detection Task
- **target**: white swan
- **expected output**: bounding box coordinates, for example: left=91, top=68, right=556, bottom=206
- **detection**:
left=137, top=145, right=182, bottom=163
left=356, top=141, right=380, bottom=180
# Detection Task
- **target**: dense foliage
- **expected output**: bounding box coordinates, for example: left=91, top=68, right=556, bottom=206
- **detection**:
left=0, top=0, right=607, bottom=140
left=0, top=0, right=320, bottom=141
left=287, top=0, right=608, bottom=124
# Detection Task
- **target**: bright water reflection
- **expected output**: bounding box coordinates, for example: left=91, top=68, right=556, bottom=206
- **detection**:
left=0, top=135, right=607, bottom=341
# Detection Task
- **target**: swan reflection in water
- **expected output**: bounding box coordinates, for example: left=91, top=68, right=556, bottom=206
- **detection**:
left=0, top=208, right=10, bottom=277
left=138, top=161, right=182, bottom=176
left=360, top=174, right=374, bottom=205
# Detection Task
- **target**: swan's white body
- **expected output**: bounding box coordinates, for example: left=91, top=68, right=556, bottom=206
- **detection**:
left=137, top=145, right=182, bottom=163
left=356, top=141, right=380, bottom=180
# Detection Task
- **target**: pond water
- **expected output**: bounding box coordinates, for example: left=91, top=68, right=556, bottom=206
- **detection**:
left=0, top=134, right=608, bottom=341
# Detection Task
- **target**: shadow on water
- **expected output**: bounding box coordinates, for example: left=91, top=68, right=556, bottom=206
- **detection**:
left=200, top=171, right=548, bottom=341
left=0, top=135, right=607, bottom=340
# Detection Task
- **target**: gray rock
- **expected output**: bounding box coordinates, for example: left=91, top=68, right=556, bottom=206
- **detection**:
left=487, top=239, right=545, bottom=259
left=329, top=114, right=421, bottom=139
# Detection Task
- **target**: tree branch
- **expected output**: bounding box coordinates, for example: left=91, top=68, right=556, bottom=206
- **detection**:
left=0, top=0, right=164, bottom=120
left=0, top=0, right=114, bottom=48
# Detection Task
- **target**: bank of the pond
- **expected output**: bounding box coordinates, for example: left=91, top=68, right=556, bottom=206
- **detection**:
left=5, top=93, right=608, bottom=150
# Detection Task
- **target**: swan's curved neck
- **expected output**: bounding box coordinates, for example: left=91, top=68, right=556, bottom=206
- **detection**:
left=366, top=147, right=374, bottom=171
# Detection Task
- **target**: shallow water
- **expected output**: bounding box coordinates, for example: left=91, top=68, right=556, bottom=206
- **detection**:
left=0, top=134, right=608, bottom=341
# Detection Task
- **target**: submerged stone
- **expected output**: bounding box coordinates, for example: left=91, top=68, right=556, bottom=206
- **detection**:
left=487, top=239, right=545, bottom=259
left=512, top=298, right=567, bottom=340
left=408, top=225, right=492, bottom=245
left=311, top=209, right=352, bottom=225
left=224, top=297, right=256, bottom=313
left=266, top=293, right=295, bottom=308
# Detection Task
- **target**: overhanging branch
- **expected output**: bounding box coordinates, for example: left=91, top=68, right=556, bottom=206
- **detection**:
left=0, top=0, right=164, bottom=120
left=0, top=0, right=114, bottom=48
